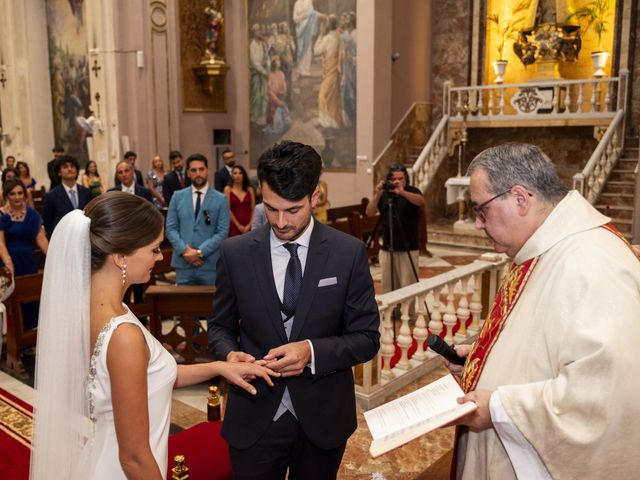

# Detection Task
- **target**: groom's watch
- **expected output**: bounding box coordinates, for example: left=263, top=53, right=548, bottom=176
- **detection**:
left=196, top=249, right=204, bottom=258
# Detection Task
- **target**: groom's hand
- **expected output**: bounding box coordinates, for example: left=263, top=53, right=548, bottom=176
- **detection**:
left=262, top=341, right=311, bottom=377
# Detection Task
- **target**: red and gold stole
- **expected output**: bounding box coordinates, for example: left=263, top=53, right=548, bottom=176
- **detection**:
left=460, top=257, right=539, bottom=393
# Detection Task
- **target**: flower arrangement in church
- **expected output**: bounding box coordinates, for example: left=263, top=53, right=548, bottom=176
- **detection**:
left=565, top=0, right=612, bottom=52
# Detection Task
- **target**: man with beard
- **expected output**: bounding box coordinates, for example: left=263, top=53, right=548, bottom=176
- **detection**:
left=163, top=150, right=191, bottom=204
left=208, top=141, right=379, bottom=479
left=214, top=148, right=236, bottom=192
left=166, top=153, right=229, bottom=285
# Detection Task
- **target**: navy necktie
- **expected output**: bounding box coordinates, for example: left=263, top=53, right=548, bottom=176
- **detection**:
left=69, top=189, right=78, bottom=209
left=194, top=191, right=202, bottom=219
left=282, top=242, right=302, bottom=321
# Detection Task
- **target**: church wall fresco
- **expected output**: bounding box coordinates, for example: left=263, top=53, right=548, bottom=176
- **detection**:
left=45, top=0, right=91, bottom=165
left=247, top=0, right=357, bottom=170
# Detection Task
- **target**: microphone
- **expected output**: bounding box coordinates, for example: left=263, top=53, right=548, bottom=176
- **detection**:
left=427, top=334, right=466, bottom=366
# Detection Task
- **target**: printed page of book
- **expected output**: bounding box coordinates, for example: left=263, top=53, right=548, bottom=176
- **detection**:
left=364, top=374, right=477, bottom=457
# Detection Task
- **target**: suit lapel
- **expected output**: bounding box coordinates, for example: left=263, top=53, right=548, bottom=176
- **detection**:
left=250, top=227, right=288, bottom=343
left=290, top=223, right=329, bottom=341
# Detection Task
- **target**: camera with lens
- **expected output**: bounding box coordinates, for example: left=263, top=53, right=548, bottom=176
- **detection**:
left=382, top=180, right=396, bottom=193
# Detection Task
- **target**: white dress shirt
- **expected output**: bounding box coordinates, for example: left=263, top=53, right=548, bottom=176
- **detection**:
left=120, top=183, right=135, bottom=194
left=269, top=216, right=317, bottom=420
left=191, top=183, right=209, bottom=212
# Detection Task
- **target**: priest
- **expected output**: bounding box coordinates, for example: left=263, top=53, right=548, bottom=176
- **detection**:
left=448, top=143, right=640, bottom=479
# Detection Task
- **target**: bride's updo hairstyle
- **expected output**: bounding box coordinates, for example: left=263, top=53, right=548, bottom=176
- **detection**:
left=84, top=191, right=164, bottom=272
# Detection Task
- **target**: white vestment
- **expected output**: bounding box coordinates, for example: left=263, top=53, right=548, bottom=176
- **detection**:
left=457, top=191, right=640, bottom=479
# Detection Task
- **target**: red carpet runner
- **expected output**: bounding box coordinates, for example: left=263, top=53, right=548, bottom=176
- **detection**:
left=0, top=387, right=32, bottom=480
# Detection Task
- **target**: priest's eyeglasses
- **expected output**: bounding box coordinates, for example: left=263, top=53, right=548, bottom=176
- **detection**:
left=472, top=188, right=512, bottom=222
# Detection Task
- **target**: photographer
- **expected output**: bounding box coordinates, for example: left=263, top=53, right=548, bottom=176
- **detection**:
left=366, top=163, right=424, bottom=293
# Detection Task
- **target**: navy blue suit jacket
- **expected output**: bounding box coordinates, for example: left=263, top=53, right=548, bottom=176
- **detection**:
left=107, top=185, right=153, bottom=203
left=43, top=183, right=92, bottom=237
left=208, top=222, right=380, bottom=449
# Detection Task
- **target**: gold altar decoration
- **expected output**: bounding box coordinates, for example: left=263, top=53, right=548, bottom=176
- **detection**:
left=180, top=0, right=228, bottom=112
left=484, top=0, right=616, bottom=84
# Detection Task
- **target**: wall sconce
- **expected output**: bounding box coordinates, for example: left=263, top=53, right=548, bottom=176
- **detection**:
left=0, top=64, right=7, bottom=88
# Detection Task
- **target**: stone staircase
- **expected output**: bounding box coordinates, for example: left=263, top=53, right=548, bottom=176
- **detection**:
left=595, top=140, right=638, bottom=241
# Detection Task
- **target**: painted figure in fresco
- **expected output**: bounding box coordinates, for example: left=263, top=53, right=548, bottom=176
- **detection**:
left=339, top=12, right=357, bottom=128
left=293, top=0, right=320, bottom=77
left=250, top=24, right=270, bottom=126
left=274, top=22, right=296, bottom=104
left=314, top=14, right=342, bottom=130
left=204, top=0, right=223, bottom=61
left=263, top=56, right=291, bottom=136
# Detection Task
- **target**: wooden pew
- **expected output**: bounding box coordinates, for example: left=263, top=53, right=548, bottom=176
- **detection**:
left=4, top=272, right=42, bottom=375
left=32, top=186, right=46, bottom=215
left=146, top=285, right=215, bottom=364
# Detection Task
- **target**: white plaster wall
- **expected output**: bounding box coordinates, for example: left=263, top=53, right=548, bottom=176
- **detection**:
left=0, top=0, right=54, bottom=186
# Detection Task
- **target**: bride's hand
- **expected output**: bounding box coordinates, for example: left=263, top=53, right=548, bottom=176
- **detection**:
left=220, top=361, right=279, bottom=395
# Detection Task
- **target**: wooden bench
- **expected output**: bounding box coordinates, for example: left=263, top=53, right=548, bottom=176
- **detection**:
left=325, top=200, right=367, bottom=223
left=32, top=186, right=46, bottom=215
left=4, top=272, right=42, bottom=375
left=146, top=284, right=215, bottom=364
left=327, top=210, right=381, bottom=261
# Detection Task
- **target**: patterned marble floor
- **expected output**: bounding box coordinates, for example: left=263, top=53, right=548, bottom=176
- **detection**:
left=0, top=245, right=481, bottom=479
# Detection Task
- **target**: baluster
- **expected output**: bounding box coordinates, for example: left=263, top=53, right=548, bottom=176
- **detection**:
left=498, top=87, right=505, bottom=116
left=488, top=89, right=495, bottom=116
left=477, top=88, right=484, bottom=116
left=428, top=286, right=444, bottom=337
left=604, top=82, right=611, bottom=112
left=590, top=80, right=598, bottom=112
left=395, top=299, right=412, bottom=370
left=563, top=84, right=572, bottom=113
left=456, top=91, right=462, bottom=117
left=468, top=272, right=483, bottom=334
left=412, top=293, right=428, bottom=361
left=379, top=306, right=395, bottom=381
left=455, top=277, right=471, bottom=341
left=552, top=85, right=559, bottom=114
left=577, top=83, right=584, bottom=113
left=442, top=283, right=457, bottom=345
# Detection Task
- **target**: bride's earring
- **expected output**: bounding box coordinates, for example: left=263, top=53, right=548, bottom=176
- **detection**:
left=120, top=257, right=127, bottom=287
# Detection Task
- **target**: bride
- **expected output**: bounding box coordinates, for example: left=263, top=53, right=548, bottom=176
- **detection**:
left=30, top=192, right=277, bottom=479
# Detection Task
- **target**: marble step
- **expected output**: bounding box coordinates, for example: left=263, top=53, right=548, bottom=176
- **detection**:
left=600, top=180, right=635, bottom=195
left=597, top=192, right=635, bottom=208
left=608, top=169, right=636, bottom=182
left=596, top=204, right=634, bottom=220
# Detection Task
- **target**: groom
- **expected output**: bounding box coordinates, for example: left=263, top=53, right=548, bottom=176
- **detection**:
left=208, top=141, right=380, bottom=479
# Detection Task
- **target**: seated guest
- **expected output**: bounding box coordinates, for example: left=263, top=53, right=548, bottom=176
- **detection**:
left=0, top=168, right=33, bottom=207
left=109, top=160, right=153, bottom=202
left=0, top=179, right=49, bottom=329
left=114, top=150, right=144, bottom=187
left=42, top=156, right=92, bottom=237
left=4, top=155, right=16, bottom=170
left=163, top=150, right=191, bottom=205
left=81, top=160, right=107, bottom=198
left=16, top=161, right=36, bottom=190
left=146, top=155, right=166, bottom=208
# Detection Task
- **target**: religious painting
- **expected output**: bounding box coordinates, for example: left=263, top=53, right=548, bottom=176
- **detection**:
left=45, top=0, right=91, bottom=164
left=248, top=0, right=357, bottom=170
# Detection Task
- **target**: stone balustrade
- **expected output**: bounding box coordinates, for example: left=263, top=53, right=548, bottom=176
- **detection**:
left=354, top=253, right=510, bottom=410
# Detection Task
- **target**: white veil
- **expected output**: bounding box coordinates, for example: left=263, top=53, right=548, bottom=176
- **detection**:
left=30, top=210, right=92, bottom=480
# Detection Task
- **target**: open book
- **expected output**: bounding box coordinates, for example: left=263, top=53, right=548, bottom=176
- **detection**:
left=364, top=374, right=477, bottom=457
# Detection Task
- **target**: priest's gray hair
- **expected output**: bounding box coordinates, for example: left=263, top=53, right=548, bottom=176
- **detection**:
left=467, top=143, right=568, bottom=204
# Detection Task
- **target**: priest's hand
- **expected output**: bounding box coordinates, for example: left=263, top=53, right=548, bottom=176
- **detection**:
left=455, top=389, right=493, bottom=432
left=262, top=341, right=311, bottom=377
left=443, top=343, right=473, bottom=376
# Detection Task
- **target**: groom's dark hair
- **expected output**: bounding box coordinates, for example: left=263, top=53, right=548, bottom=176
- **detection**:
left=257, top=141, right=321, bottom=201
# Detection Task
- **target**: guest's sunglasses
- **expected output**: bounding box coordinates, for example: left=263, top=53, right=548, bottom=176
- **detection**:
left=204, top=209, right=211, bottom=225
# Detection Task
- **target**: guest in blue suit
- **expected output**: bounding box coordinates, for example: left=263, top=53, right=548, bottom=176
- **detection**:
left=166, top=153, right=230, bottom=285
left=108, top=160, right=154, bottom=203
left=42, top=155, right=92, bottom=237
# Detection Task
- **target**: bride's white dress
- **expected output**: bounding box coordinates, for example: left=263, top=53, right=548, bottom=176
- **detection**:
left=86, top=307, right=177, bottom=479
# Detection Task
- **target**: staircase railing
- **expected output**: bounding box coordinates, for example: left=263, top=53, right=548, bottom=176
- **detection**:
left=411, top=115, right=450, bottom=193
left=633, top=137, right=640, bottom=244
left=572, top=109, right=625, bottom=203
left=372, top=102, right=430, bottom=186
left=354, top=253, right=510, bottom=410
